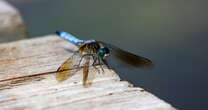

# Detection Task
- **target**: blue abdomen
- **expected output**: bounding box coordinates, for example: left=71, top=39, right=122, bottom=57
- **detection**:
left=56, top=31, right=84, bottom=46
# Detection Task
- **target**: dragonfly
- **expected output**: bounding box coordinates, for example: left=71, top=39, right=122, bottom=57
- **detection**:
left=55, top=31, right=153, bottom=86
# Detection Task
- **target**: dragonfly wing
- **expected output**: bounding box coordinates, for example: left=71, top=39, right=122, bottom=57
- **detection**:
left=56, top=57, right=77, bottom=81
left=83, top=57, right=90, bottom=86
left=98, top=41, right=153, bottom=68
left=82, top=56, right=97, bottom=87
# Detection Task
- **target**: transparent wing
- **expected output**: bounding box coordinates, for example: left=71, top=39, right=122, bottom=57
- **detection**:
left=98, top=41, right=154, bottom=68
left=56, top=53, right=80, bottom=82
left=82, top=55, right=97, bottom=87
left=56, top=57, right=73, bottom=81
left=82, top=56, right=90, bottom=86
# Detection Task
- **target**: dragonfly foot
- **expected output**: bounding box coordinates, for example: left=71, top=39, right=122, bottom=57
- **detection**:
left=93, top=66, right=101, bottom=74
left=100, top=65, right=105, bottom=74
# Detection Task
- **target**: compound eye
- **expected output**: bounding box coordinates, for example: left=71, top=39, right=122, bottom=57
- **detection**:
left=103, top=47, right=110, bottom=54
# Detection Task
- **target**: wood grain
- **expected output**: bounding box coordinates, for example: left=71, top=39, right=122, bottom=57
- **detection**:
left=0, top=35, right=176, bottom=110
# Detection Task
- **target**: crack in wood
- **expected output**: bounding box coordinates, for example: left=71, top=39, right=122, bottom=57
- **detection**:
left=0, top=64, right=104, bottom=91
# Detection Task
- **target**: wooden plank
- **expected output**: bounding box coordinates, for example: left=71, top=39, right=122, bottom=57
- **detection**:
left=0, top=35, right=176, bottom=110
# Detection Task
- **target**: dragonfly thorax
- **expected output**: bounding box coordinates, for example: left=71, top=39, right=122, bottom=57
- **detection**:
left=78, top=41, right=110, bottom=60
left=79, top=41, right=101, bottom=54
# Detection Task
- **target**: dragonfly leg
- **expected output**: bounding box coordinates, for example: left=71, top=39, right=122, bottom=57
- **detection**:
left=102, top=59, right=112, bottom=69
left=92, top=55, right=101, bottom=74
left=92, top=56, right=97, bottom=66
left=98, top=57, right=105, bottom=73
left=74, top=54, right=96, bottom=68
left=74, top=54, right=90, bottom=68
left=93, top=64, right=100, bottom=74
left=73, top=57, right=83, bottom=68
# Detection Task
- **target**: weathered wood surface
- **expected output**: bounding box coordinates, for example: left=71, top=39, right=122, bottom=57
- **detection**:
left=0, top=0, right=28, bottom=43
left=0, top=36, right=176, bottom=110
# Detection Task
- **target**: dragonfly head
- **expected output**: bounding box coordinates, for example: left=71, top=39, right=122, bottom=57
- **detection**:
left=98, top=47, right=110, bottom=60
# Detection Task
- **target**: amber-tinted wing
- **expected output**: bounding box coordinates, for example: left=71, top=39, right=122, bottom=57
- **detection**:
left=82, top=55, right=98, bottom=87
left=82, top=57, right=89, bottom=86
left=56, top=57, right=74, bottom=81
left=98, top=41, right=154, bottom=68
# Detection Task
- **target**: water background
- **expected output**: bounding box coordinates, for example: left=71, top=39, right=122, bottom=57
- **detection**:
left=8, top=0, right=208, bottom=109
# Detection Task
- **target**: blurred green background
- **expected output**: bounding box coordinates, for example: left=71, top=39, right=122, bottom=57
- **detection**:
left=8, top=0, right=208, bottom=109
